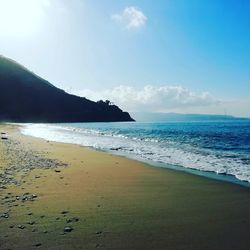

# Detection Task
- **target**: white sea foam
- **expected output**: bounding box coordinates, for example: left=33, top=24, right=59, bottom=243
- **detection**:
left=21, top=123, right=250, bottom=183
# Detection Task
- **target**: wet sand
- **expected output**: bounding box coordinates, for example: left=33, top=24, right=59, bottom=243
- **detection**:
left=0, top=124, right=250, bottom=250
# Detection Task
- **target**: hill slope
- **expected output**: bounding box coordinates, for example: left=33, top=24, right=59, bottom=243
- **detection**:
left=0, top=56, right=134, bottom=122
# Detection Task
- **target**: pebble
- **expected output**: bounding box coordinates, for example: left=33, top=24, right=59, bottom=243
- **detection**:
left=64, top=226, right=73, bottom=233
left=0, top=136, right=68, bottom=191
left=66, top=217, right=79, bottom=223
left=33, top=243, right=42, bottom=247
left=61, top=210, right=69, bottom=215
left=27, top=221, right=35, bottom=225
left=0, top=213, right=9, bottom=219
left=19, top=193, right=38, bottom=202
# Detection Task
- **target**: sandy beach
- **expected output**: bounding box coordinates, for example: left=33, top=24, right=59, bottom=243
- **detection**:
left=0, top=124, right=250, bottom=250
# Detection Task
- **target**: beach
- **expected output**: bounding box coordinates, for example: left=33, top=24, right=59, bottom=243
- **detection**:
left=1, top=124, right=250, bottom=250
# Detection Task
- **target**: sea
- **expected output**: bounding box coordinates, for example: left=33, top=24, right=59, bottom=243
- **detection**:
left=21, top=120, right=250, bottom=187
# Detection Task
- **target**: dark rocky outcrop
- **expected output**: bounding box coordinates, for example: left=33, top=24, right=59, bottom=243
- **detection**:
left=0, top=55, right=134, bottom=122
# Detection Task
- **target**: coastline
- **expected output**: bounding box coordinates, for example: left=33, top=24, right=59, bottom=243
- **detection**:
left=1, top=123, right=250, bottom=249
left=20, top=122, right=250, bottom=186
left=105, top=151, right=250, bottom=189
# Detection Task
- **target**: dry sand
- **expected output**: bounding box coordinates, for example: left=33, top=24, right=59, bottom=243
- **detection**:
left=0, top=124, right=250, bottom=250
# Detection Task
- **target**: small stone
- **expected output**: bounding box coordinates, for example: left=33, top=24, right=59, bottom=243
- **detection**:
left=55, top=169, right=61, bottom=173
left=17, top=225, right=25, bottom=229
left=0, top=213, right=9, bottom=219
left=96, top=231, right=102, bottom=235
left=27, top=221, right=35, bottom=225
left=64, top=226, right=73, bottom=233
left=43, top=230, right=48, bottom=234
left=67, top=217, right=79, bottom=223
left=61, top=210, right=69, bottom=215
left=22, top=197, right=28, bottom=202
left=33, top=243, right=42, bottom=247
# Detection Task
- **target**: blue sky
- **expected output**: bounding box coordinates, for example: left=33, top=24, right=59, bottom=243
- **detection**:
left=0, top=0, right=249, bottom=116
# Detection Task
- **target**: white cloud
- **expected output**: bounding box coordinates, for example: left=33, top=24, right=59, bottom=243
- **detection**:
left=75, top=85, right=220, bottom=112
left=111, top=6, right=147, bottom=30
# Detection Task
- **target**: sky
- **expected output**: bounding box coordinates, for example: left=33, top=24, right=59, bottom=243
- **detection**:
left=0, top=0, right=249, bottom=117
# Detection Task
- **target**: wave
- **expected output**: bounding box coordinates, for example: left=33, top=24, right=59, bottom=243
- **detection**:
left=20, top=122, right=250, bottom=185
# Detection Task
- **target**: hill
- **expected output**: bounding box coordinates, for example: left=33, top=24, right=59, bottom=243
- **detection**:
left=0, top=56, right=134, bottom=122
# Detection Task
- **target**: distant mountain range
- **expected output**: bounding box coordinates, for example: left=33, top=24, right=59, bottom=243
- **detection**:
left=131, top=112, right=247, bottom=122
left=0, top=55, right=134, bottom=122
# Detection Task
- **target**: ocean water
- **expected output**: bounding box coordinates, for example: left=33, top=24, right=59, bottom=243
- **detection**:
left=21, top=120, right=250, bottom=186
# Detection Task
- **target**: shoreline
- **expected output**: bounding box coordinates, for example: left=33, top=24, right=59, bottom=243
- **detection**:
left=101, top=149, right=250, bottom=188
left=1, top=123, right=250, bottom=249
left=19, top=122, right=250, bottom=188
